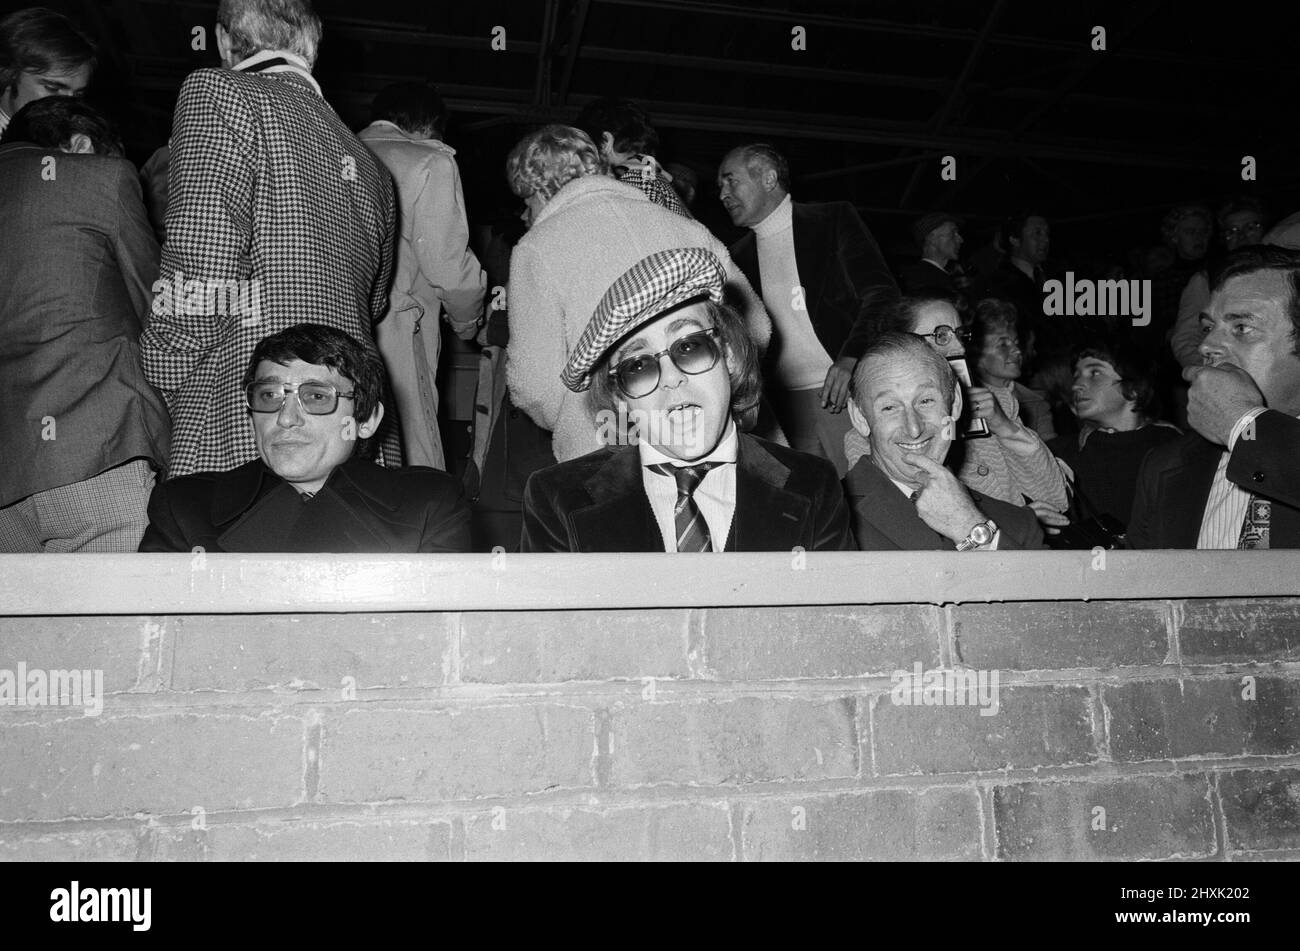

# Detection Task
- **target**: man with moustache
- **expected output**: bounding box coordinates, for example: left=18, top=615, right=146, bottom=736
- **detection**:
left=842, top=332, right=1043, bottom=551
left=519, top=248, right=854, bottom=553
left=139, top=324, right=470, bottom=553
left=1128, top=245, right=1300, bottom=549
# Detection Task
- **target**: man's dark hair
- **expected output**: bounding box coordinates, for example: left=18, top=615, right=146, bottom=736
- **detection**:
left=0, top=7, right=96, bottom=98
left=370, top=81, right=448, bottom=138
left=1209, top=244, right=1300, bottom=357
left=587, top=299, right=762, bottom=425
left=573, top=96, right=659, bottom=157
left=730, top=142, right=790, bottom=192
left=0, top=94, right=121, bottom=155
left=851, top=330, right=957, bottom=408
left=1002, top=210, right=1046, bottom=251
left=242, top=323, right=386, bottom=455
left=1071, top=339, right=1161, bottom=422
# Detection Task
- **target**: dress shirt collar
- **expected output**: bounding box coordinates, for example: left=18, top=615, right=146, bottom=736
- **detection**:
left=639, top=417, right=739, bottom=470
left=232, top=49, right=322, bottom=96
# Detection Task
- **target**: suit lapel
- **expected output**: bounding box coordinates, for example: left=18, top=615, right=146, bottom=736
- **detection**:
left=569, top=448, right=664, bottom=552
left=731, top=231, right=759, bottom=296
left=845, top=459, right=945, bottom=550
left=792, top=203, right=831, bottom=320
left=730, top=435, right=809, bottom=551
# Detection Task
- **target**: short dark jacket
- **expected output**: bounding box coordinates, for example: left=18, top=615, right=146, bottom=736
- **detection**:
left=1127, top=410, right=1300, bottom=549
left=139, top=456, right=471, bottom=553
left=519, top=433, right=856, bottom=552
left=729, top=201, right=899, bottom=364
left=843, top=457, right=1044, bottom=550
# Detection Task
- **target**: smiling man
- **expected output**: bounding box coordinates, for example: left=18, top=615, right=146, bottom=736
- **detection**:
left=843, top=332, right=1042, bottom=551
left=519, top=247, right=854, bottom=553
left=1129, top=245, right=1300, bottom=548
left=0, top=8, right=95, bottom=137
left=139, top=324, right=470, bottom=552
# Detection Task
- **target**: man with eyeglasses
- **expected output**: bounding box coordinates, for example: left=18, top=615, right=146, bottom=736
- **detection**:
left=519, top=248, right=854, bottom=553
left=139, top=324, right=470, bottom=552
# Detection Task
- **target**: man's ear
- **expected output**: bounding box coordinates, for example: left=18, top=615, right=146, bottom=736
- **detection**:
left=846, top=398, right=871, bottom=438
left=357, top=402, right=384, bottom=440
left=215, top=22, right=234, bottom=68
left=64, top=133, right=94, bottom=155
left=949, top=385, right=964, bottom=422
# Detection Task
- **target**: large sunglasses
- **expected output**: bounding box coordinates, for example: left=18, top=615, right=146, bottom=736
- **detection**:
left=608, top=328, right=722, bottom=399
left=245, top=381, right=354, bottom=415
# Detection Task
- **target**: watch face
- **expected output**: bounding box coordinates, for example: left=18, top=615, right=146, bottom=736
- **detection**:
left=970, top=523, right=993, bottom=545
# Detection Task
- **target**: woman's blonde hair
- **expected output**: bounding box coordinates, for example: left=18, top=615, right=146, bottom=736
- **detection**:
left=506, top=124, right=606, bottom=204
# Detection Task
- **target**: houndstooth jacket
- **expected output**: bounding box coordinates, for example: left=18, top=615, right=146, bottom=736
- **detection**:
left=141, top=63, right=398, bottom=477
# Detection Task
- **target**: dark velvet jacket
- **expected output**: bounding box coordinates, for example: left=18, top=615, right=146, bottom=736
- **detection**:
left=1127, top=410, right=1300, bottom=549
left=729, top=201, right=899, bottom=364
left=519, top=433, right=856, bottom=552
left=139, top=456, right=471, bottom=553
left=843, top=457, right=1044, bottom=551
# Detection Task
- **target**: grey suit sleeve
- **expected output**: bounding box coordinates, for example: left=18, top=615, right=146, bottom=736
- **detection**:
left=109, top=160, right=162, bottom=330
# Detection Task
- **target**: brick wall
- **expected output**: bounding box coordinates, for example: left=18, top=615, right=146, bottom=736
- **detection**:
left=3, top=593, right=1298, bottom=861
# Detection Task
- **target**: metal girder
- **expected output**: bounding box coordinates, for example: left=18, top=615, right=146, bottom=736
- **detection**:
left=557, top=0, right=592, bottom=106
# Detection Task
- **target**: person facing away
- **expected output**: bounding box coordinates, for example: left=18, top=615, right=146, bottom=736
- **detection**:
left=359, top=80, right=487, bottom=471
left=139, top=323, right=470, bottom=553
left=520, top=247, right=854, bottom=553
left=140, top=0, right=398, bottom=479
left=0, top=97, right=169, bottom=553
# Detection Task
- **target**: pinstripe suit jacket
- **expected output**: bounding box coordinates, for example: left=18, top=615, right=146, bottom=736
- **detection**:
left=141, top=65, right=397, bottom=477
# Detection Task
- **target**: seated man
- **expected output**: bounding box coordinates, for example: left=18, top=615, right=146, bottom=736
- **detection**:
left=1129, top=245, right=1300, bottom=548
left=843, top=331, right=1043, bottom=551
left=140, top=324, right=471, bottom=552
left=520, top=247, right=854, bottom=552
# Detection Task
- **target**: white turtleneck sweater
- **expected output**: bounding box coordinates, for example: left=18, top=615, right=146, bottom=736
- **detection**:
left=753, top=195, right=832, bottom=390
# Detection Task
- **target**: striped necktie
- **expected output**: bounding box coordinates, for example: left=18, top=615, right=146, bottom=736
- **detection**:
left=647, top=462, right=722, bottom=552
left=1237, top=494, right=1271, bottom=549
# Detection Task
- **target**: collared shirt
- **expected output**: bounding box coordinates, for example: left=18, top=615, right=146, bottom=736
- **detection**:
left=0, top=106, right=9, bottom=137
left=921, top=257, right=949, bottom=273
left=232, top=49, right=322, bottom=97
left=1197, top=407, right=1270, bottom=549
left=639, top=418, right=739, bottom=552
left=752, top=194, right=832, bottom=390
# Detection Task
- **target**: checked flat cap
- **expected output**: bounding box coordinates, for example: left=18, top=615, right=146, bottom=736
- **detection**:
left=561, top=247, right=727, bottom=392
left=912, top=211, right=960, bottom=250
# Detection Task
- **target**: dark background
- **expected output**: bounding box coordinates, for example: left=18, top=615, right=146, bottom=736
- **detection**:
left=13, top=0, right=1300, bottom=270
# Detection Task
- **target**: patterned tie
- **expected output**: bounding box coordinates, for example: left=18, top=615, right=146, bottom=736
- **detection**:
left=648, top=462, right=722, bottom=552
left=1237, top=494, right=1271, bottom=549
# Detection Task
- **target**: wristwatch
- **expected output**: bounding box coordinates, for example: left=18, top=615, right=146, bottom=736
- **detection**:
left=955, top=520, right=997, bottom=552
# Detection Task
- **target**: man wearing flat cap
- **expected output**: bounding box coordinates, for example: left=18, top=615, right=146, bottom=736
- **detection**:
left=519, top=248, right=855, bottom=553
left=899, top=213, right=963, bottom=302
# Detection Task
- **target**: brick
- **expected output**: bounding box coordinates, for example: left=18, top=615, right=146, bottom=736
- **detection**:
left=463, top=801, right=732, bottom=861
left=952, top=601, right=1168, bottom=672
left=319, top=704, right=594, bottom=803
left=608, top=697, right=857, bottom=786
left=1219, top=768, right=1300, bottom=852
left=1104, top=676, right=1300, bottom=762
left=739, top=787, right=981, bottom=861
left=871, top=684, right=1095, bottom=776
left=169, top=614, right=455, bottom=692
left=702, top=605, right=941, bottom=680
left=0, top=713, right=305, bottom=821
left=153, top=817, right=455, bottom=861
left=0, top=826, right=142, bottom=861
left=459, top=610, right=688, bottom=683
left=993, top=774, right=1216, bottom=860
left=1179, top=598, right=1300, bottom=663
left=0, top=616, right=168, bottom=695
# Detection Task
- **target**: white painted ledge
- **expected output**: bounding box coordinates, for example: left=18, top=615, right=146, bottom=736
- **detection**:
left=0, top=551, right=1297, bottom=615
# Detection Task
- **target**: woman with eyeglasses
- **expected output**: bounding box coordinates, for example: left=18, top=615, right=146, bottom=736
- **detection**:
left=519, top=248, right=853, bottom=553
left=889, top=296, right=1069, bottom=516
left=502, top=124, right=769, bottom=467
